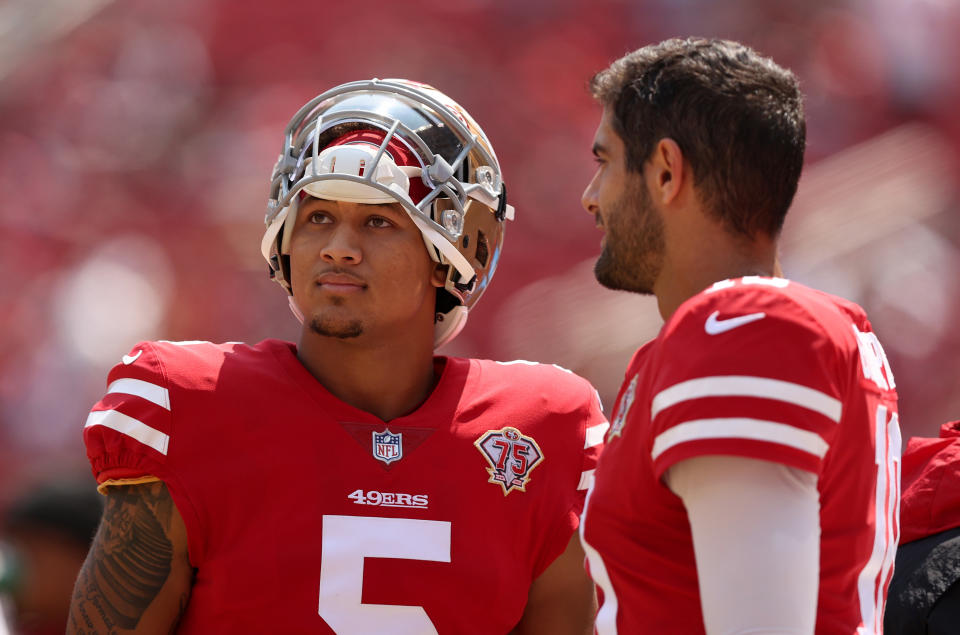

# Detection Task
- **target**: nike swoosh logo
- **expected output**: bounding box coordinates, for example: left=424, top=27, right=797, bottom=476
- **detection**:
left=704, top=311, right=766, bottom=335
left=122, top=350, right=143, bottom=365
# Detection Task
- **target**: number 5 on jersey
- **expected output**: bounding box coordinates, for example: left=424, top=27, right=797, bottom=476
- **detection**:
left=318, top=515, right=451, bottom=634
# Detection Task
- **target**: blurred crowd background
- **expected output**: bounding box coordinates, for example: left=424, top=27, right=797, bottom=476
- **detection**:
left=1, top=0, right=959, bottom=629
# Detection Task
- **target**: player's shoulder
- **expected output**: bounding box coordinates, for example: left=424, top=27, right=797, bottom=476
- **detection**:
left=459, top=357, right=607, bottom=473
left=461, top=356, right=602, bottom=413
left=469, top=357, right=593, bottom=391
left=665, top=276, right=867, bottom=346
left=106, top=338, right=290, bottom=390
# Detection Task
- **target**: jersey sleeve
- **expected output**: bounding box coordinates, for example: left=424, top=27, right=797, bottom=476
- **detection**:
left=83, top=341, right=173, bottom=489
left=532, top=374, right=609, bottom=578
left=649, top=284, right=845, bottom=478
left=576, top=386, right=608, bottom=512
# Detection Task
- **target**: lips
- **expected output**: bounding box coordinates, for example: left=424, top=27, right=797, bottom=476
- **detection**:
left=316, top=271, right=366, bottom=291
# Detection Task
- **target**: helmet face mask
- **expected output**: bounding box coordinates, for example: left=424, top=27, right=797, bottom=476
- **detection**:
left=262, top=79, right=514, bottom=348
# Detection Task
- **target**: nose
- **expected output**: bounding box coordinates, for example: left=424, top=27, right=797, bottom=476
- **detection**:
left=582, top=172, right=600, bottom=217
left=320, top=224, right=362, bottom=264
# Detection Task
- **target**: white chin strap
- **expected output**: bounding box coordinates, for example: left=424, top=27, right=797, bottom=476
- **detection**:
left=287, top=295, right=305, bottom=323
left=433, top=305, right=468, bottom=348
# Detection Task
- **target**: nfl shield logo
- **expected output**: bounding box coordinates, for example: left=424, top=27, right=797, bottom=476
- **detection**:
left=372, top=429, right=403, bottom=465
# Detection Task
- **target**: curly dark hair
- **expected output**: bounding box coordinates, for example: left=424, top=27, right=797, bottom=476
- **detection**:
left=591, top=37, right=806, bottom=237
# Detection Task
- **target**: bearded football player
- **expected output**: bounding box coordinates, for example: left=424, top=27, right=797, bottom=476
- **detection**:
left=68, top=79, right=607, bottom=634
left=578, top=39, right=900, bottom=634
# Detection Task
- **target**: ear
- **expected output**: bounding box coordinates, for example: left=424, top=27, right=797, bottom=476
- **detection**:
left=648, top=138, right=686, bottom=206
left=431, top=262, right=448, bottom=288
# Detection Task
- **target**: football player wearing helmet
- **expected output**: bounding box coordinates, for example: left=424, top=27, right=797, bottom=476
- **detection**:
left=578, top=39, right=900, bottom=634
left=69, top=79, right=607, bottom=633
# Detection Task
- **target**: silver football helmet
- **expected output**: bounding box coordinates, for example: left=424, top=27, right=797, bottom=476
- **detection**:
left=262, top=78, right=514, bottom=348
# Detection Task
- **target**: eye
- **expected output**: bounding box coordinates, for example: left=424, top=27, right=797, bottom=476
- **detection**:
left=367, top=215, right=394, bottom=229
left=308, top=211, right=332, bottom=224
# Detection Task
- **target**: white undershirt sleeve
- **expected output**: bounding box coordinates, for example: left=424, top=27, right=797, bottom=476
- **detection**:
left=665, top=454, right=821, bottom=635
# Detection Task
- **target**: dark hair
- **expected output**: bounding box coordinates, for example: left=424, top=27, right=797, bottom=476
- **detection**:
left=591, top=37, right=805, bottom=237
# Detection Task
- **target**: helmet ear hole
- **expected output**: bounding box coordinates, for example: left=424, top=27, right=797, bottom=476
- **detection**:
left=475, top=230, right=489, bottom=268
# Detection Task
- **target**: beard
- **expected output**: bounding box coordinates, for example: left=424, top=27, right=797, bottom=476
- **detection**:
left=309, top=315, right=363, bottom=339
left=302, top=291, right=364, bottom=339
left=594, top=179, right=665, bottom=295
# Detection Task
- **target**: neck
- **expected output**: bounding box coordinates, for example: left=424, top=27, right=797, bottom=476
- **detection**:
left=655, top=222, right=778, bottom=321
left=296, top=328, right=438, bottom=422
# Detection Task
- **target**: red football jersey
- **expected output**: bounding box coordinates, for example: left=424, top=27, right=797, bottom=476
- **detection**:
left=580, top=277, right=900, bottom=634
left=898, top=420, right=960, bottom=545
left=84, top=339, right=607, bottom=634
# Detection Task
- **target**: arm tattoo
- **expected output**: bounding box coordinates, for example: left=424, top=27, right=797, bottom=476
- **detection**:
left=68, top=482, right=183, bottom=633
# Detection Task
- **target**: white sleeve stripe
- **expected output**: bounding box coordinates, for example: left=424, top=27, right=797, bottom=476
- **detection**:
left=651, top=418, right=829, bottom=462
left=585, top=423, right=610, bottom=448
left=651, top=376, right=841, bottom=423
left=577, top=469, right=595, bottom=490
left=106, top=378, right=170, bottom=411
left=581, top=488, right=619, bottom=635
left=84, top=409, right=170, bottom=456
